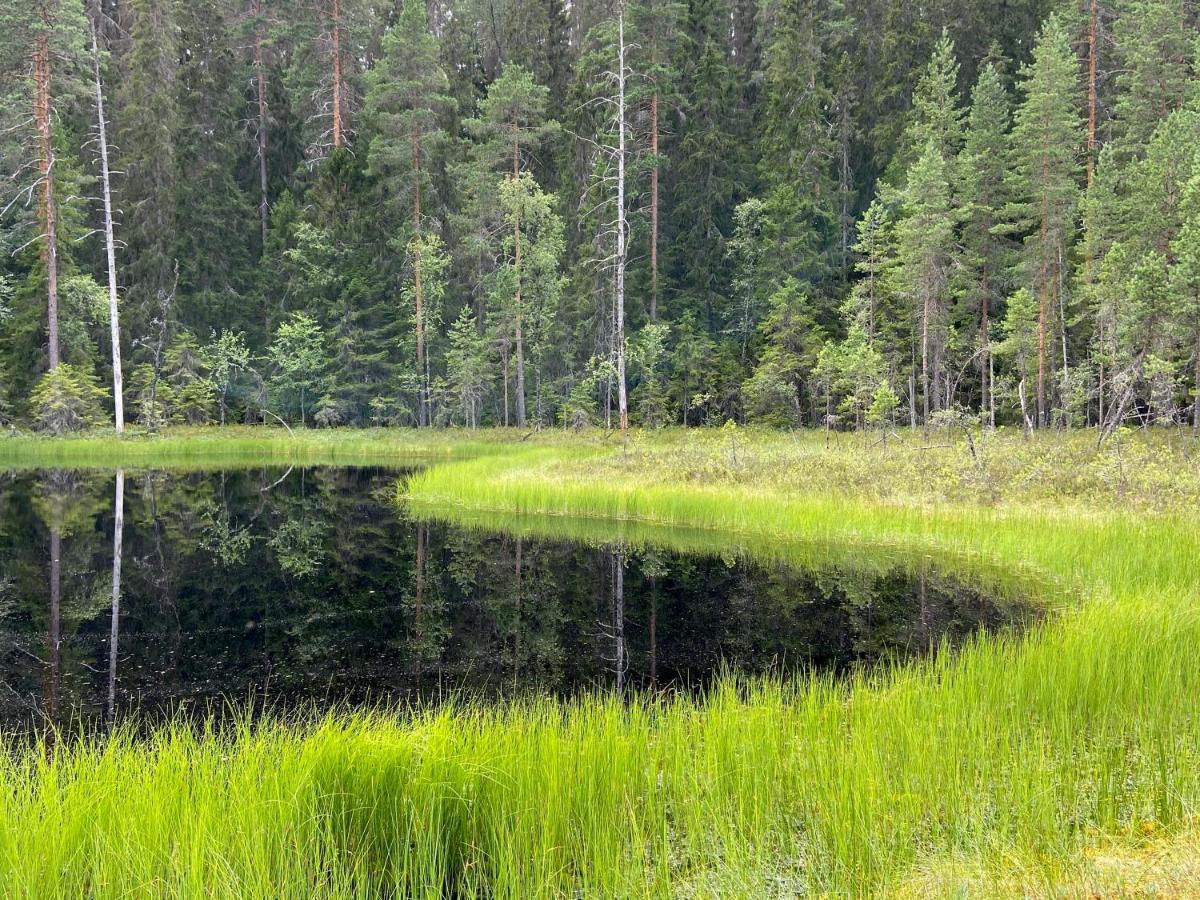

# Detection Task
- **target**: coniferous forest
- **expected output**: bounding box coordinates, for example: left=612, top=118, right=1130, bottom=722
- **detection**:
left=3, top=0, right=1200, bottom=434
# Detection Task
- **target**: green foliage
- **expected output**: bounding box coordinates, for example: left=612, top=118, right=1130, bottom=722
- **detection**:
left=0, top=0, right=1197, bottom=432
left=28, top=364, right=108, bottom=434
left=267, top=313, right=329, bottom=426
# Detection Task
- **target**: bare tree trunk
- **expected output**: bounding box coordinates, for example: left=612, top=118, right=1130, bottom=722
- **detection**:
left=34, top=18, right=60, bottom=370
left=921, top=291, right=930, bottom=432
left=107, top=471, right=124, bottom=730
left=47, top=528, right=61, bottom=723
left=254, top=1, right=270, bottom=249
left=615, top=8, right=629, bottom=436
left=981, top=264, right=993, bottom=428
left=908, top=373, right=917, bottom=430
left=331, top=0, right=344, bottom=149
left=1193, top=327, right=1200, bottom=436
left=90, top=16, right=124, bottom=431
left=512, top=136, right=527, bottom=427
left=1037, top=154, right=1051, bottom=428
left=1097, top=315, right=1105, bottom=429
left=1057, top=251, right=1069, bottom=427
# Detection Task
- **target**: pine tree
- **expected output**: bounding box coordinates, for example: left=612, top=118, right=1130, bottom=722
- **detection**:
left=896, top=28, right=965, bottom=175
left=1110, top=0, right=1192, bottom=155
left=893, top=140, right=955, bottom=428
left=0, top=0, right=89, bottom=373
left=366, top=0, right=455, bottom=426
left=487, top=174, right=565, bottom=428
left=628, top=0, right=682, bottom=322
left=957, top=62, right=1012, bottom=426
left=459, top=64, right=558, bottom=426
left=1007, top=14, right=1083, bottom=427
left=1172, top=157, right=1200, bottom=433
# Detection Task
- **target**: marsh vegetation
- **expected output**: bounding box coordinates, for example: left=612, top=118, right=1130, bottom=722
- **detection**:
left=0, top=427, right=1195, bottom=896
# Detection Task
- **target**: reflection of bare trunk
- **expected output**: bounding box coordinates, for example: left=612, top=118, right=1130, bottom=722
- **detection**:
left=108, top=471, right=124, bottom=729
left=514, top=537, right=523, bottom=686
left=414, top=523, right=426, bottom=690
left=612, top=549, right=625, bottom=694
left=918, top=568, right=929, bottom=649
left=46, top=529, right=61, bottom=723
left=648, top=574, right=657, bottom=689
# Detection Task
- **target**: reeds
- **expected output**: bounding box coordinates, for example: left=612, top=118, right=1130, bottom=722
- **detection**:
left=1, top=428, right=1197, bottom=896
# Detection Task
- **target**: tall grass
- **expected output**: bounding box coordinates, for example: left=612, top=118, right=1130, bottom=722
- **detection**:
left=0, top=425, right=513, bottom=470
left=1, top=430, right=1197, bottom=896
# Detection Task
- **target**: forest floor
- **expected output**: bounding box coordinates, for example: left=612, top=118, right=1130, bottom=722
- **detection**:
left=2, top=425, right=1198, bottom=897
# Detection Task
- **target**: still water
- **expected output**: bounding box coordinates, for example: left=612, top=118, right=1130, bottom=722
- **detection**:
left=0, top=467, right=1033, bottom=730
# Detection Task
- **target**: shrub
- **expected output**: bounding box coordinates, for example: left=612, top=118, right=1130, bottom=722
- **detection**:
left=28, top=365, right=109, bottom=434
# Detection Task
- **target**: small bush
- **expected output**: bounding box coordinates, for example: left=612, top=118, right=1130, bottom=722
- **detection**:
left=28, top=365, right=109, bottom=435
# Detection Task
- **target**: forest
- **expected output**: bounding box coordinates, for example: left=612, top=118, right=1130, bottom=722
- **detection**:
left=3, top=0, right=1199, bottom=435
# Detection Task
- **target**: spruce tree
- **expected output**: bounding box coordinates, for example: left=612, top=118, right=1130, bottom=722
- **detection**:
left=893, top=140, right=955, bottom=428
left=668, top=0, right=748, bottom=329
left=366, top=0, right=455, bottom=425
left=957, top=62, right=1012, bottom=426
left=120, top=0, right=181, bottom=339
left=1007, top=14, right=1083, bottom=427
left=756, top=0, right=846, bottom=289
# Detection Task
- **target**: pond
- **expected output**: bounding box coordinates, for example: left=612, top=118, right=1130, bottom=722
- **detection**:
left=0, top=467, right=1036, bottom=731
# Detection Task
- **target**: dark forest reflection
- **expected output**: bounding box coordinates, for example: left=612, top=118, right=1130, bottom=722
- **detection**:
left=0, top=468, right=1034, bottom=730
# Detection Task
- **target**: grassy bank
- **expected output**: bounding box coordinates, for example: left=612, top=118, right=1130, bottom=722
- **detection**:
left=0, top=425, right=514, bottom=470
left=1, top=427, right=1198, bottom=896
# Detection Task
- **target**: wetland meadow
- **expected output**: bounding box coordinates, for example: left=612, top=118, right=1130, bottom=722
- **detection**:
left=0, top=426, right=1196, bottom=897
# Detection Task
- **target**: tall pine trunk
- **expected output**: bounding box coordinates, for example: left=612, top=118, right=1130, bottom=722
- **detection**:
left=90, top=15, right=124, bottom=431
left=330, top=0, right=343, bottom=149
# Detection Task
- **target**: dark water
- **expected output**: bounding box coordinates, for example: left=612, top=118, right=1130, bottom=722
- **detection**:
left=0, top=467, right=1033, bottom=730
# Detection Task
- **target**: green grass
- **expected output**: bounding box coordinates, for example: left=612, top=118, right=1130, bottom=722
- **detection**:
left=2, top=426, right=1199, bottom=896
left=0, top=425, right=515, bottom=470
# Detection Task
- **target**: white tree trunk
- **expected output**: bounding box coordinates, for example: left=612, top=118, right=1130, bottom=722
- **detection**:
left=91, top=17, right=124, bottom=431
left=615, top=7, right=629, bottom=435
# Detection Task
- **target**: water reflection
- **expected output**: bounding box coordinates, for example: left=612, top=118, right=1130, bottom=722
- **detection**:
left=0, top=467, right=1035, bottom=731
